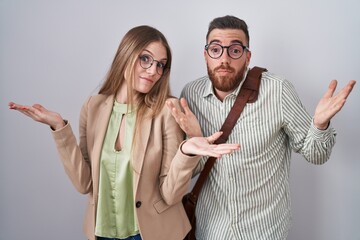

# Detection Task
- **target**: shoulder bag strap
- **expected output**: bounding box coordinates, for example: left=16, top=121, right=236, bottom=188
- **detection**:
left=187, top=66, right=267, bottom=202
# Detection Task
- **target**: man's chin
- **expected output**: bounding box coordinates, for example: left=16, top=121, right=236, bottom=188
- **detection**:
left=214, top=85, right=238, bottom=92
left=212, top=78, right=238, bottom=92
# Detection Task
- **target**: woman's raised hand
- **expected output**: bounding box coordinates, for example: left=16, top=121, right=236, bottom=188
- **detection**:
left=8, top=102, right=65, bottom=130
left=166, top=98, right=203, bottom=138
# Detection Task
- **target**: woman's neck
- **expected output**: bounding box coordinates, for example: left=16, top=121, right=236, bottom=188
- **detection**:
left=116, top=84, right=128, bottom=103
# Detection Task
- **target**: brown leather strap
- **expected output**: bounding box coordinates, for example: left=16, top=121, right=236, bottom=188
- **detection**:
left=188, top=66, right=267, bottom=201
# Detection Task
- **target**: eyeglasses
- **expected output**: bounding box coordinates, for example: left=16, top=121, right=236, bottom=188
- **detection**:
left=205, top=43, right=249, bottom=59
left=138, top=54, right=166, bottom=75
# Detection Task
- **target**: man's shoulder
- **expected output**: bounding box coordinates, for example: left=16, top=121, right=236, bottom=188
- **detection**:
left=261, top=71, right=287, bottom=84
left=260, top=71, right=296, bottom=91
left=182, top=76, right=209, bottom=93
left=260, top=71, right=298, bottom=97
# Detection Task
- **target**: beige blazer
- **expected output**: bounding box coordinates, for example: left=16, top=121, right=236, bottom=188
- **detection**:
left=52, top=94, right=200, bottom=240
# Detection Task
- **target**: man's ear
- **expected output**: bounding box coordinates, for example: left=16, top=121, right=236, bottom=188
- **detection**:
left=204, top=49, right=208, bottom=63
left=245, top=50, right=252, bottom=68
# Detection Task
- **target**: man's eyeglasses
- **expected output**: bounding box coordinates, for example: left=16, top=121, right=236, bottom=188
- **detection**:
left=138, top=54, right=166, bottom=75
left=205, top=43, right=249, bottom=59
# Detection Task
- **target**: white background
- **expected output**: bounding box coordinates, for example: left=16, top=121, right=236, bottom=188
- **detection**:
left=1, top=0, right=359, bottom=239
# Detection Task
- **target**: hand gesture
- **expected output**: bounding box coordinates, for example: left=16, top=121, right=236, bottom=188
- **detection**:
left=8, top=102, right=65, bottom=130
left=313, top=80, right=356, bottom=129
left=167, top=98, right=203, bottom=137
left=181, top=132, right=240, bottom=158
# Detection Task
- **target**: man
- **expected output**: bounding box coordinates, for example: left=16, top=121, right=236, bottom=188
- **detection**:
left=168, top=15, right=356, bottom=239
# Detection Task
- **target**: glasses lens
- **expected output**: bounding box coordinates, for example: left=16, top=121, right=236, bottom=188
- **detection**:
left=207, top=44, right=223, bottom=59
left=228, top=45, right=244, bottom=59
left=139, top=54, right=165, bottom=75
left=139, top=55, right=153, bottom=69
left=156, top=62, right=165, bottom=75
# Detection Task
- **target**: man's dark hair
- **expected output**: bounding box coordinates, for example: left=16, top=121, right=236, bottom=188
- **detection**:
left=206, top=15, right=250, bottom=47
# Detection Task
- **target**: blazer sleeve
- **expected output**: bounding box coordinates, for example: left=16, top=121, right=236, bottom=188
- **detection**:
left=51, top=99, right=92, bottom=194
left=158, top=99, right=201, bottom=205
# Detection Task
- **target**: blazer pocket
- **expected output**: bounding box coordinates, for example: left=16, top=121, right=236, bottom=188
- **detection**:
left=153, top=198, right=170, bottom=214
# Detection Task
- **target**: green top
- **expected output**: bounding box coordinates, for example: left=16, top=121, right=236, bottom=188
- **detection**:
left=95, top=101, right=139, bottom=238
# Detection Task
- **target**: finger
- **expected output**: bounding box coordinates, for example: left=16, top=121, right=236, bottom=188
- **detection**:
left=8, top=102, right=17, bottom=109
left=166, top=100, right=179, bottom=115
left=323, top=80, right=337, bottom=99
left=327, top=81, right=356, bottom=111
left=206, top=131, right=223, bottom=143
left=349, top=79, right=357, bottom=86
left=22, top=106, right=39, bottom=118
left=166, top=101, right=182, bottom=121
left=180, top=98, right=191, bottom=115
left=166, top=100, right=175, bottom=109
left=22, top=111, right=35, bottom=118
left=209, top=144, right=241, bottom=157
left=32, top=104, right=50, bottom=115
left=8, top=102, right=19, bottom=109
left=32, top=103, right=44, bottom=110
left=172, top=106, right=186, bottom=122
left=8, top=102, right=29, bottom=111
left=213, top=143, right=241, bottom=150
left=200, top=148, right=236, bottom=158
left=196, top=149, right=222, bottom=158
left=211, top=149, right=235, bottom=155
left=179, top=116, right=189, bottom=125
left=337, top=80, right=356, bottom=100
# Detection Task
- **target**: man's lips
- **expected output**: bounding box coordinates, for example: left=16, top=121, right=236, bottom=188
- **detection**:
left=216, top=67, right=233, bottom=73
left=216, top=68, right=233, bottom=75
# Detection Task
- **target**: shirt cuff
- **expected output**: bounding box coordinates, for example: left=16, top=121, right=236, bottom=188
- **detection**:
left=310, top=119, right=337, bottom=141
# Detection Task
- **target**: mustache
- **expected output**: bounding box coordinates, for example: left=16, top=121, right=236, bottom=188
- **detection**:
left=214, top=65, right=235, bottom=72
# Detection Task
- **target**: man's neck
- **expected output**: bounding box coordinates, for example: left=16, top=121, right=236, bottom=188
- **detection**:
left=214, top=88, right=233, bottom=102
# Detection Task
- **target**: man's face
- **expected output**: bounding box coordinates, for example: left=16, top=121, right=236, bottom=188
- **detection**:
left=205, top=29, right=251, bottom=95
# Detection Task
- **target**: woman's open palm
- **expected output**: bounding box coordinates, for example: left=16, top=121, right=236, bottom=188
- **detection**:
left=8, top=102, right=65, bottom=130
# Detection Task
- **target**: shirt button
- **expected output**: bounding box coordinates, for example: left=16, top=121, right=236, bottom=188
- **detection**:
left=136, top=201, right=142, bottom=208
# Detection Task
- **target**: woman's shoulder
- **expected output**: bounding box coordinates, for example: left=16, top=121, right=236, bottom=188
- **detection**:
left=82, top=94, right=114, bottom=109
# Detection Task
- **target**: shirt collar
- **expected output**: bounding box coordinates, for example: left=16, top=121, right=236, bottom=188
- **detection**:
left=203, top=68, right=250, bottom=100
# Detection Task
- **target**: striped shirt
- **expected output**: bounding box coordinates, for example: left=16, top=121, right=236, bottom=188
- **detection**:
left=181, top=70, right=336, bottom=240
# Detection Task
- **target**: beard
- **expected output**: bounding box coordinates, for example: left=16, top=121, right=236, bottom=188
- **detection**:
left=207, top=63, right=247, bottom=92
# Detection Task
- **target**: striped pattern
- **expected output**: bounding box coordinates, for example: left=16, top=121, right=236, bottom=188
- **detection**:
left=181, top=71, right=336, bottom=240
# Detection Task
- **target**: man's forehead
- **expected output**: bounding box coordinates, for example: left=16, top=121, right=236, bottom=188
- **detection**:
left=208, top=29, right=246, bottom=44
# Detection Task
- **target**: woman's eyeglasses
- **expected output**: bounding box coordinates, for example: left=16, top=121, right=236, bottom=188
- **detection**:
left=139, top=54, right=166, bottom=75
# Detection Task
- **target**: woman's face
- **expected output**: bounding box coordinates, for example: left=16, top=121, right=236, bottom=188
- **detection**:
left=133, top=41, right=168, bottom=94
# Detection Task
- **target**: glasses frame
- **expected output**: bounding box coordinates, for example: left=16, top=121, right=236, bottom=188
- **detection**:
left=138, top=54, right=166, bottom=75
left=205, top=43, right=249, bottom=60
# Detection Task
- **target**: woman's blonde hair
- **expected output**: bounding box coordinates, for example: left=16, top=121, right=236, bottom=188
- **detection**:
left=99, top=25, right=172, bottom=147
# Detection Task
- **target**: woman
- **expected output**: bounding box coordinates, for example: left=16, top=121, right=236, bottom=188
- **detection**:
left=8, top=25, right=239, bottom=240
